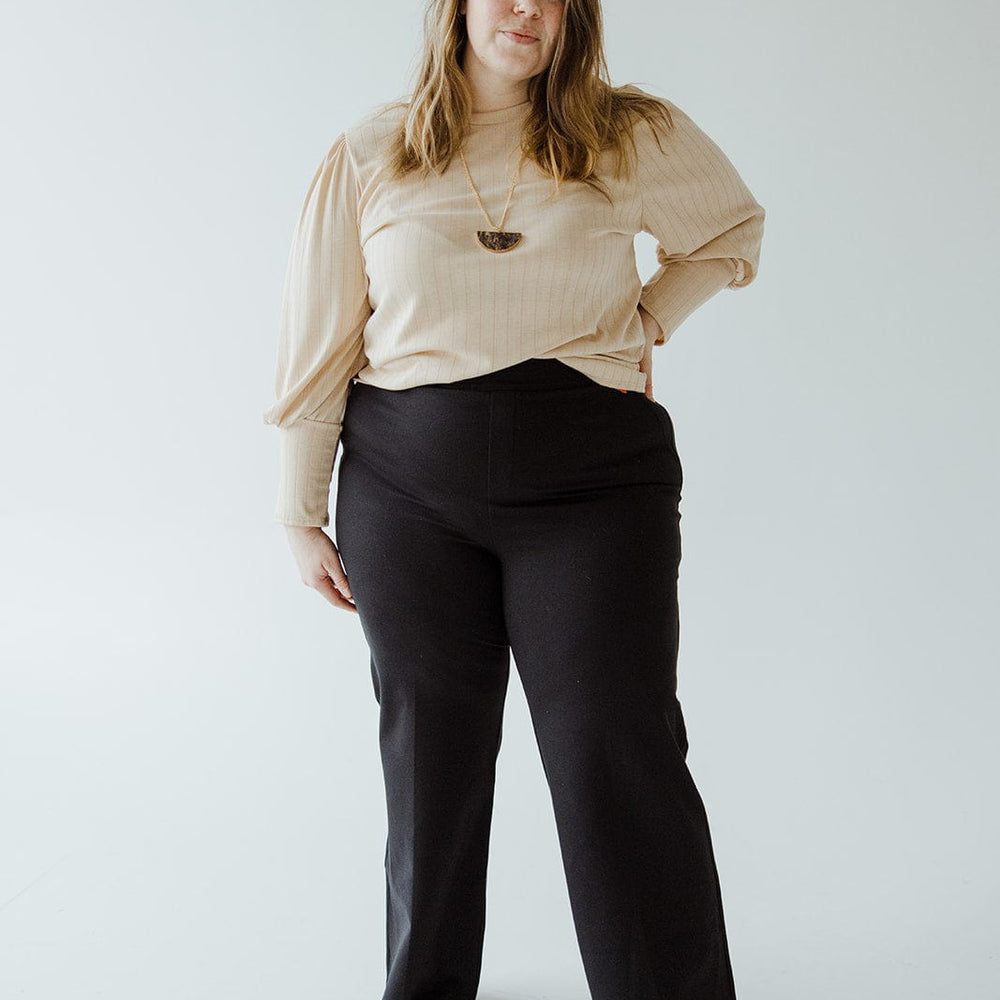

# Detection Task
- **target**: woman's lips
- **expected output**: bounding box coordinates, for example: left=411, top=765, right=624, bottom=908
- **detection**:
left=501, top=30, right=538, bottom=44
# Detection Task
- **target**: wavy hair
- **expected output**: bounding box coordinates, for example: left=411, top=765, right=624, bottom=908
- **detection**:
left=375, top=0, right=675, bottom=202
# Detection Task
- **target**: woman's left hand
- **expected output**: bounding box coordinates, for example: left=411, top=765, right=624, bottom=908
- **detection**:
left=637, top=306, right=661, bottom=401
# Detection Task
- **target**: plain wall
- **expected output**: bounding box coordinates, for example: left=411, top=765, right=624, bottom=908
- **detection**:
left=1, top=1, right=997, bottom=997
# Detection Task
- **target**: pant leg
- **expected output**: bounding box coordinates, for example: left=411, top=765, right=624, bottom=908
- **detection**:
left=490, top=381, right=738, bottom=1000
left=335, top=379, right=511, bottom=1000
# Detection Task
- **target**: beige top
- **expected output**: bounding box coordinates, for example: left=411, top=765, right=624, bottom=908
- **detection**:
left=263, top=91, right=765, bottom=526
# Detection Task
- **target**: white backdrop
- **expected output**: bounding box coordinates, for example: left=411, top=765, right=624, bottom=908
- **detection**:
left=1, top=1, right=997, bottom=998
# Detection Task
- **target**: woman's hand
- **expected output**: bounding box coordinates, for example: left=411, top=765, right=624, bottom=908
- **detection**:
left=283, top=525, right=358, bottom=613
left=637, top=305, right=662, bottom=401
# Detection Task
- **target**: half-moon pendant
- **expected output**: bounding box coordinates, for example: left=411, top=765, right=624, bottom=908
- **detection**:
left=477, top=230, right=522, bottom=253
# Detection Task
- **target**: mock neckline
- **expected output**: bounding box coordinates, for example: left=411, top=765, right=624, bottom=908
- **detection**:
left=469, top=100, right=531, bottom=125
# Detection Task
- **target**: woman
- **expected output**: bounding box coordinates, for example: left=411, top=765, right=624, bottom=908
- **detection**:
left=263, top=1, right=765, bottom=997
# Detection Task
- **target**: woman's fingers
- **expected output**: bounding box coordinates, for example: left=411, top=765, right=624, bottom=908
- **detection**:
left=313, top=550, right=357, bottom=612
left=637, top=333, right=655, bottom=400
left=285, top=526, right=359, bottom=612
left=313, top=572, right=359, bottom=612
left=321, top=551, right=352, bottom=599
left=321, top=553, right=358, bottom=608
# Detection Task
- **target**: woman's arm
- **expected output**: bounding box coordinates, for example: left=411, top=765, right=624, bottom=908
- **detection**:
left=636, top=98, right=765, bottom=347
left=262, top=131, right=372, bottom=528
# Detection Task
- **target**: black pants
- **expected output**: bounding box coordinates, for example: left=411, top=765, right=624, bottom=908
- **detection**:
left=334, top=358, right=737, bottom=1000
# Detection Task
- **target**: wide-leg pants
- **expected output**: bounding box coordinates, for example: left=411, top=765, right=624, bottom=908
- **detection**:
left=334, top=358, right=738, bottom=1000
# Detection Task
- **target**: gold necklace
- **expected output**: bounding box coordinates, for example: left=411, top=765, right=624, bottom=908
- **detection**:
left=457, top=147, right=526, bottom=253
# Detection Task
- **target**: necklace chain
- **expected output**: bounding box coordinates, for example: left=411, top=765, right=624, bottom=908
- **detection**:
left=458, top=147, right=524, bottom=232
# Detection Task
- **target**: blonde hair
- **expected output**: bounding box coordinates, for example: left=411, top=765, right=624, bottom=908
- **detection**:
left=376, top=0, right=675, bottom=202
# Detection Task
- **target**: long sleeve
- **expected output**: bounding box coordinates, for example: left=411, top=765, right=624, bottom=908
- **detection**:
left=636, top=100, right=765, bottom=346
left=262, top=133, right=372, bottom=526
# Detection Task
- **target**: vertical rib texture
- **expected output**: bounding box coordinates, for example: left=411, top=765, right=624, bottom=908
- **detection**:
left=263, top=93, right=765, bottom=525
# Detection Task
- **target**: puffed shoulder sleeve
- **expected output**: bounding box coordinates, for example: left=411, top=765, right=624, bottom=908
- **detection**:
left=636, top=100, right=765, bottom=346
left=262, top=132, right=372, bottom=526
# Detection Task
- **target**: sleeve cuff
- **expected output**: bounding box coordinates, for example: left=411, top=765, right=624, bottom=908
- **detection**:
left=731, top=257, right=746, bottom=286
left=640, top=257, right=741, bottom=346
left=273, top=418, right=343, bottom=526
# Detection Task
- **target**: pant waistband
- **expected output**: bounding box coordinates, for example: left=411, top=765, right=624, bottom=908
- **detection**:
left=426, top=358, right=599, bottom=392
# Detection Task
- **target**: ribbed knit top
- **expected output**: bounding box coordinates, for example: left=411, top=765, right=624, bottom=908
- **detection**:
left=263, top=91, right=765, bottom=526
